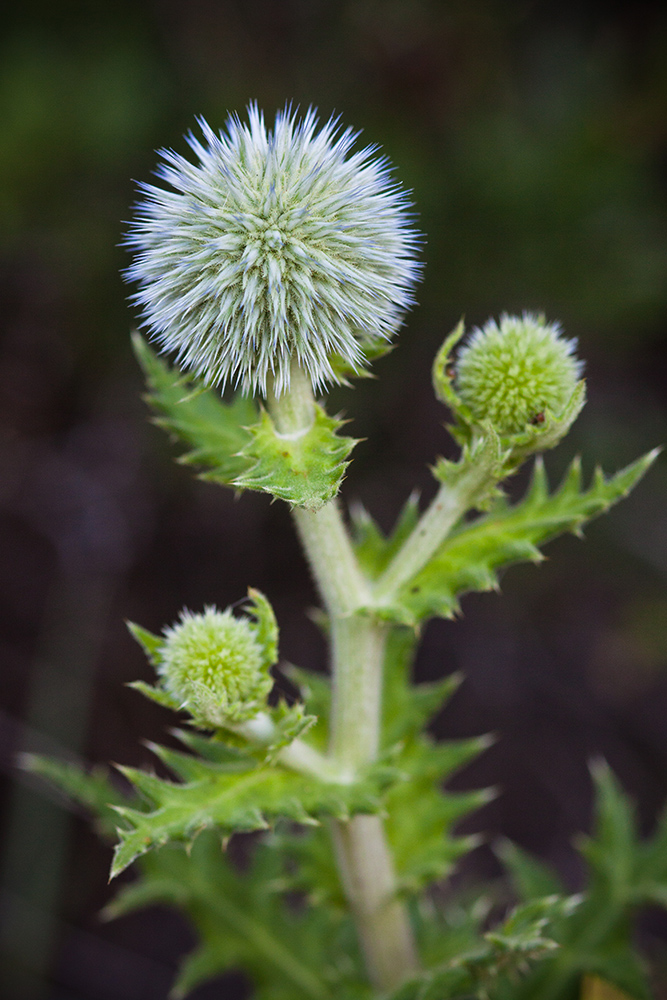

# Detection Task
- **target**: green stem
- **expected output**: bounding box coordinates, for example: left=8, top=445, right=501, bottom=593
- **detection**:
left=373, top=440, right=501, bottom=604
left=373, top=479, right=469, bottom=601
left=331, top=815, right=418, bottom=993
left=267, top=365, right=418, bottom=993
left=237, top=712, right=353, bottom=784
left=292, top=503, right=369, bottom=615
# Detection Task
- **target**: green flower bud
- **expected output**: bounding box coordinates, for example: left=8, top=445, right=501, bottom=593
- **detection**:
left=145, top=589, right=277, bottom=727
left=454, top=313, right=583, bottom=435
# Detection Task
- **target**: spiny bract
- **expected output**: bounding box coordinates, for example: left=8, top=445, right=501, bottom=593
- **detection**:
left=455, top=313, right=583, bottom=434
left=158, top=605, right=274, bottom=725
left=125, top=104, right=421, bottom=396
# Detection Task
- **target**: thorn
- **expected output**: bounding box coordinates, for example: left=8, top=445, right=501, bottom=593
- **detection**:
left=477, top=732, right=499, bottom=751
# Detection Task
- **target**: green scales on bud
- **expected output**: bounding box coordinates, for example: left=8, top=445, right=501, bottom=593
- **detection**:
left=128, top=589, right=277, bottom=728
left=433, top=313, right=586, bottom=459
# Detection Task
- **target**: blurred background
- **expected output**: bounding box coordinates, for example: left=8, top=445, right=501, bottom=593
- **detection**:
left=1, top=1, right=666, bottom=997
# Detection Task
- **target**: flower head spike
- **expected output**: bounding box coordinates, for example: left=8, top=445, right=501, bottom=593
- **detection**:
left=454, top=313, right=584, bottom=435
left=125, top=104, right=421, bottom=396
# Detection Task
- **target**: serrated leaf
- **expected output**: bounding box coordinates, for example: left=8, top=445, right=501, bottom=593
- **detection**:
left=232, top=404, right=358, bottom=510
left=101, top=873, right=190, bottom=920
left=110, top=747, right=395, bottom=878
left=386, top=744, right=492, bottom=893
left=579, top=761, right=638, bottom=902
left=282, top=665, right=332, bottom=753
left=380, top=629, right=492, bottom=893
left=391, top=896, right=573, bottom=1000
left=170, top=729, right=251, bottom=765
left=135, top=335, right=360, bottom=509
left=133, top=332, right=258, bottom=484
left=386, top=450, right=658, bottom=625
left=496, top=761, right=664, bottom=1000
left=26, top=754, right=370, bottom=999
left=137, top=832, right=368, bottom=1000
left=351, top=494, right=421, bottom=579
left=381, top=628, right=457, bottom=746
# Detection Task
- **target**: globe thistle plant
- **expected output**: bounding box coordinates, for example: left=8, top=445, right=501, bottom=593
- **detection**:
left=30, top=106, right=661, bottom=1000
left=455, top=313, right=583, bottom=435
left=125, top=104, right=421, bottom=397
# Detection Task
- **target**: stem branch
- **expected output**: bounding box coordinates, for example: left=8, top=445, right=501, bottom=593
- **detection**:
left=374, top=440, right=501, bottom=604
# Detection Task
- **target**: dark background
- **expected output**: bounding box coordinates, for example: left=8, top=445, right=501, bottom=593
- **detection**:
left=1, top=1, right=667, bottom=997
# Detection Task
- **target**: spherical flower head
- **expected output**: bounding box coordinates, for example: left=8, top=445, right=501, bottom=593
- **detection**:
left=158, top=603, right=274, bottom=726
left=125, top=104, right=421, bottom=396
left=455, top=313, right=583, bottom=435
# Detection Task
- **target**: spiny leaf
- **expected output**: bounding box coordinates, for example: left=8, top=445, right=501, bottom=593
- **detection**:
left=497, top=761, right=664, bottom=1000
left=26, top=755, right=369, bottom=998
left=384, top=450, right=658, bottom=625
left=131, top=833, right=367, bottom=1000
left=381, top=629, right=493, bottom=893
left=381, top=626, right=457, bottom=746
left=134, top=326, right=356, bottom=510
left=232, top=404, right=359, bottom=510
left=351, top=494, right=421, bottom=580
left=391, top=895, right=575, bottom=1000
left=169, top=729, right=250, bottom=765
left=386, top=741, right=493, bottom=893
left=126, top=620, right=164, bottom=664
left=127, top=679, right=182, bottom=711
left=109, top=747, right=396, bottom=878
left=136, top=329, right=360, bottom=508
left=579, top=760, right=638, bottom=902
left=634, top=800, right=667, bottom=904
left=282, top=664, right=332, bottom=753
left=133, top=332, right=257, bottom=483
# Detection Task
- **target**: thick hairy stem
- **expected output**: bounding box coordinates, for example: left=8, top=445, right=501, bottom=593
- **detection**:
left=332, top=816, right=417, bottom=992
left=329, top=614, right=385, bottom=768
left=372, top=478, right=469, bottom=601
left=267, top=366, right=418, bottom=991
left=328, top=613, right=418, bottom=990
left=373, top=442, right=501, bottom=604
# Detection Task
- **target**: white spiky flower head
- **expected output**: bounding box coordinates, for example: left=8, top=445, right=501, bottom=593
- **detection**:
left=125, top=104, right=421, bottom=396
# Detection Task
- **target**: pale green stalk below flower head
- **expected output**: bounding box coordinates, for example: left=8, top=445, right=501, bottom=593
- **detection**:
left=455, top=313, right=583, bottom=434
left=126, top=104, right=421, bottom=396
left=158, top=603, right=275, bottom=725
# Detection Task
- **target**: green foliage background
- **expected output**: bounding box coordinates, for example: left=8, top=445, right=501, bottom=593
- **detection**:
left=1, top=2, right=666, bottom=998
